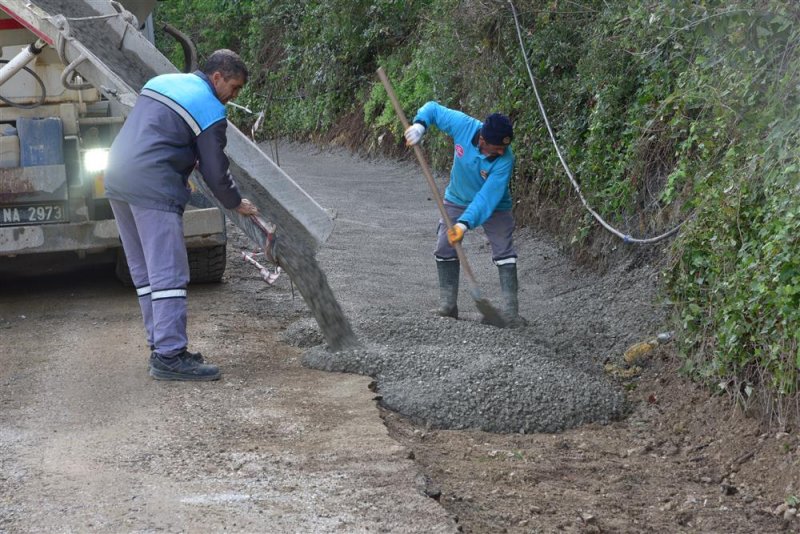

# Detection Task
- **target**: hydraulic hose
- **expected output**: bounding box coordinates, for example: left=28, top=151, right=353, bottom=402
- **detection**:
left=0, top=39, right=46, bottom=86
left=0, top=40, right=48, bottom=109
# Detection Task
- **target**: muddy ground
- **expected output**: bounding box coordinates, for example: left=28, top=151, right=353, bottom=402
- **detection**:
left=1, top=142, right=799, bottom=532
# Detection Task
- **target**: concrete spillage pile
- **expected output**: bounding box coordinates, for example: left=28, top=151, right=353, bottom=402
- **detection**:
left=303, top=309, right=627, bottom=434
left=264, top=143, right=667, bottom=435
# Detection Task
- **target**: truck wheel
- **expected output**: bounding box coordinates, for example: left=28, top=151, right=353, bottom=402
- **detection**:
left=188, top=245, right=227, bottom=283
left=115, top=245, right=227, bottom=286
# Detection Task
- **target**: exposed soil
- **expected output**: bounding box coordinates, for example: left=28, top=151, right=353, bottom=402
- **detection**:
left=1, top=142, right=798, bottom=532
left=384, top=352, right=800, bottom=533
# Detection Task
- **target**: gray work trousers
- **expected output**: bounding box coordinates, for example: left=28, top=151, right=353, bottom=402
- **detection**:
left=434, top=201, right=518, bottom=265
left=110, top=199, right=189, bottom=357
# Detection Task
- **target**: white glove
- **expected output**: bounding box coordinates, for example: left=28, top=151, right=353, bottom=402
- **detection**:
left=404, top=123, right=426, bottom=146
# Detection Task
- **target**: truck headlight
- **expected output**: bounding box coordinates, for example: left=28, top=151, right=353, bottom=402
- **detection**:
left=84, top=148, right=109, bottom=173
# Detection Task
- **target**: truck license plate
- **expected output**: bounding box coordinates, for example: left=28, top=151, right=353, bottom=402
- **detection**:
left=0, top=204, right=66, bottom=226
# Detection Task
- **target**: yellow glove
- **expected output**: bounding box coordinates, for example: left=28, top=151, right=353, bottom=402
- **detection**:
left=447, top=222, right=467, bottom=245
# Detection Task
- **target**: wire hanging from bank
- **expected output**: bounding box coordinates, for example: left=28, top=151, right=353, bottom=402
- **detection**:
left=507, top=0, right=683, bottom=245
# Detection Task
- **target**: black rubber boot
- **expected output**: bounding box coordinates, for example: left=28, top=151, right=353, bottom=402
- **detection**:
left=436, top=260, right=460, bottom=319
left=498, top=263, right=527, bottom=328
left=149, top=350, right=219, bottom=381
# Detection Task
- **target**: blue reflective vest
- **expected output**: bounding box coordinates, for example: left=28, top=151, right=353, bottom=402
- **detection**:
left=105, top=72, right=242, bottom=213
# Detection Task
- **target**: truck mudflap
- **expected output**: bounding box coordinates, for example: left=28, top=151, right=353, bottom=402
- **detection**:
left=0, top=207, right=225, bottom=256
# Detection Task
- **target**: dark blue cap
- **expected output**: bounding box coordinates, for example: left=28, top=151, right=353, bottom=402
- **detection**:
left=481, top=113, right=513, bottom=146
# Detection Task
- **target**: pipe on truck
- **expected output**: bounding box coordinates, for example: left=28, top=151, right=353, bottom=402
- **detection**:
left=0, top=38, right=46, bottom=86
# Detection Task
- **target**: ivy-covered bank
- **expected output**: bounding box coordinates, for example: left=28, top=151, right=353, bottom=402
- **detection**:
left=155, top=0, right=800, bottom=422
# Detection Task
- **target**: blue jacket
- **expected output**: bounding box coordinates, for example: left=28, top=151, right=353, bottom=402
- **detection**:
left=413, top=101, right=514, bottom=229
left=105, top=71, right=242, bottom=213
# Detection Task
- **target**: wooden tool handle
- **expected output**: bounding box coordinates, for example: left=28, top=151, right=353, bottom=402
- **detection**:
left=376, top=67, right=481, bottom=288
left=376, top=68, right=453, bottom=228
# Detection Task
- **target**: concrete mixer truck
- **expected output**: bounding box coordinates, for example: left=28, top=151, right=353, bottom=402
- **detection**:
left=0, top=0, right=227, bottom=282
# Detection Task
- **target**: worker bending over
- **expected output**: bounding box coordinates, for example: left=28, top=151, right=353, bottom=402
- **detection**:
left=404, top=101, right=525, bottom=327
left=105, top=49, right=258, bottom=381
